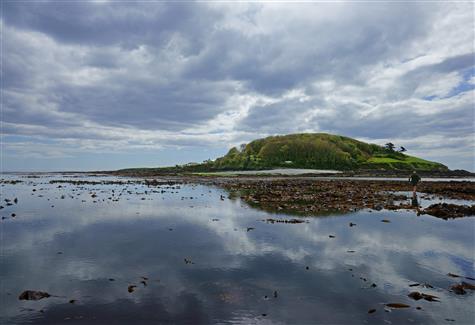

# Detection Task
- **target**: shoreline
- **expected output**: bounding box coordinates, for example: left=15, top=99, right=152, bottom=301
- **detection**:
left=3, top=174, right=473, bottom=220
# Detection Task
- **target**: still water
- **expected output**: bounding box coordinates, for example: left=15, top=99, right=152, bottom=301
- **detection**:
left=1, top=175, right=474, bottom=324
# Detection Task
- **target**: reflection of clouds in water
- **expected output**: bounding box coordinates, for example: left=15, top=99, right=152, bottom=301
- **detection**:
left=2, top=181, right=475, bottom=324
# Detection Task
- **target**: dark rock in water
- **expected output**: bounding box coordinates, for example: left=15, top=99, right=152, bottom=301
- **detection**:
left=381, top=219, right=391, bottom=223
left=247, top=227, right=255, bottom=232
left=451, top=281, right=475, bottom=294
left=370, top=283, right=377, bottom=288
left=349, top=222, right=356, bottom=227
left=386, top=303, right=410, bottom=308
left=461, top=281, right=475, bottom=290
left=408, top=291, right=439, bottom=302
left=274, top=290, right=278, bottom=298
left=69, top=299, right=76, bottom=304
left=14, top=198, right=18, bottom=204
left=329, top=235, right=335, bottom=238
left=368, top=309, right=376, bottom=314
left=265, top=218, right=306, bottom=224
left=451, top=284, right=466, bottom=295
left=409, top=283, right=420, bottom=287
left=128, top=285, right=137, bottom=293
left=108, top=278, right=115, bottom=281
left=19, top=290, right=51, bottom=301
left=408, top=292, right=423, bottom=300
left=422, top=203, right=475, bottom=219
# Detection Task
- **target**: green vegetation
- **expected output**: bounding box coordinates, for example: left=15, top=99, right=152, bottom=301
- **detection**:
left=209, top=133, right=447, bottom=171
left=117, top=133, right=448, bottom=174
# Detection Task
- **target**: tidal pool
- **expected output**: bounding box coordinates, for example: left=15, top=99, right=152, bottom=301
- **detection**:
left=1, top=175, right=474, bottom=324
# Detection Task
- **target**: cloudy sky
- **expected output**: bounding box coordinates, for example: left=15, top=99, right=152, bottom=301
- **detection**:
left=2, top=1, right=474, bottom=171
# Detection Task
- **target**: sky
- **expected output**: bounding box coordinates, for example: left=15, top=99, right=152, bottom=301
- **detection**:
left=1, top=1, right=474, bottom=172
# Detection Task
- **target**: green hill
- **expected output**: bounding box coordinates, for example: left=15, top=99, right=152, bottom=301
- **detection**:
left=207, top=133, right=447, bottom=171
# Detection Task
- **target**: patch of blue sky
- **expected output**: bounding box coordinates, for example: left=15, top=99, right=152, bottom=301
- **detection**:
left=423, top=67, right=475, bottom=101
left=2, top=134, right=57, bottom=144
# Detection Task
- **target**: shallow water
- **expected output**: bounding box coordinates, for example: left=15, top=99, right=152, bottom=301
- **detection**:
left=1, top=175, right=474, bottom=324
left=201, top=169, right=342, bottom=175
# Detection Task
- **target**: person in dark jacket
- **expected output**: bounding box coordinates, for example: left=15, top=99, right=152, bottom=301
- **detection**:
left=409, top=171, right=421, bottom=194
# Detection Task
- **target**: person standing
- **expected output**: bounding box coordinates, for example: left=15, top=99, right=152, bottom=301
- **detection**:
left=409, top=171, right=421, bottom=194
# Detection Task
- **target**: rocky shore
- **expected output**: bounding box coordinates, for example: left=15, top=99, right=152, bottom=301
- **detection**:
left=5, top=175, right=473, bottom=220
left=219, top=178, right=475, bottom=218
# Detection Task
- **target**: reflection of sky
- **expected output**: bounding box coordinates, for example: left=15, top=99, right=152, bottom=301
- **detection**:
left=1, top=177, right=474, bottom=324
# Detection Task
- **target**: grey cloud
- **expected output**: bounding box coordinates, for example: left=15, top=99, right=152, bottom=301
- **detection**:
left=4, top=1, right=218, bottom=52
left=238, top=98, right=321, bottom=134
left=3, top=2, right=474, bottom=170
left=53, top=80, right=234, bottom=130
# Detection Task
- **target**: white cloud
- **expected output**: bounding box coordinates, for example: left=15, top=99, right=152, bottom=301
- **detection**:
left=3, top=2, right=474, bottom=170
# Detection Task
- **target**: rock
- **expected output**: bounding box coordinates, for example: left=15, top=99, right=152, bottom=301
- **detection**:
left=423, top=203, right=475, bottom=219
left=368, top=309, right=376, bottom=314
left=447, top=273, right=461, bottom=278
left=461, top=281, right=475, bottom=290
left=408, top=291, right=439, bottom=302
left=451, top=282, right=475, bottom=294
left=19, top=290, right=51, bottom=301
left=386, top=303, right=410, bottom=308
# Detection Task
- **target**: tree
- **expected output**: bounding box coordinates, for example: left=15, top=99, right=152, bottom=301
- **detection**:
left=385, top=142, right=395, bottom=152
left=399, top=146, right=407, bottom=152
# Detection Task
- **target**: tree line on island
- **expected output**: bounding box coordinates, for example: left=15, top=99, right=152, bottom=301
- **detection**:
left=117, top=133, right=449, bottom=175
left=189, top=133, right=447, bottom=172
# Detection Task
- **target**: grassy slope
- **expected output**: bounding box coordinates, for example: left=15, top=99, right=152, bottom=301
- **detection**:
left=211, top=133, right=447, bottom=171
left=117, top=133, right=448, bottom=173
